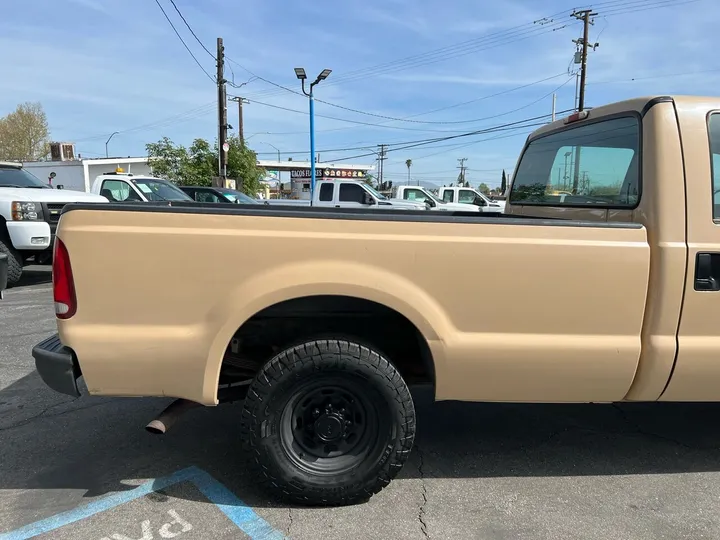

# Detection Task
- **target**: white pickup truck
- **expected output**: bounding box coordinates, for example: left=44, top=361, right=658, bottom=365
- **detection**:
left=393, top=185, right=481, bottom=212
left=0, top=162, right=107, bottom=285
left=437, top=186, right=505, bottom=213
left=268, top=180, right=426, bottom=210
left=90, top=172, right=194, bottom=203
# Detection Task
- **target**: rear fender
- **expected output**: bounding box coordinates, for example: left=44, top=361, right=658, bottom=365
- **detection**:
left=201, top=260, right=451, bottom=404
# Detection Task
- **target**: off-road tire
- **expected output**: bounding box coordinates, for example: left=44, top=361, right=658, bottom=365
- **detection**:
left=240, top=339, right=416, bottom=506
left=0, top=238, right=23, bottom=286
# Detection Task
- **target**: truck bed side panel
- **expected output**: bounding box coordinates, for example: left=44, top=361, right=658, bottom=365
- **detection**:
left=56, top=208, right=650, bottom=405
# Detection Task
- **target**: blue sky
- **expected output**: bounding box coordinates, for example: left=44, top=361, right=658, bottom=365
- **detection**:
left=1, top=0, right=717, bottom=189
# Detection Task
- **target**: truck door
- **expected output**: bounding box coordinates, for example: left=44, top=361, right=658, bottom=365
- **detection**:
left=335, top=183, right=371, bottom=208
left=663, top=108, right=720, bottom=400
left=458, top=188, right=487, bottom=209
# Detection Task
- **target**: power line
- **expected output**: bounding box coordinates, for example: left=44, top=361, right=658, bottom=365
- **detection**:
left=153, top=0, right=215, bottom=83
left=247, top=76, right=573, bottom=134
left=236, top=0, right=693, bottom=102
left=168, top=0, right=216, bottom=59
left=601, top=0, right=699, bottom=17
left=310, top=72, right=568, bottom=124
left=321, top=112, right=572, bottom=162
left=245, top=21, right=574, bottom=101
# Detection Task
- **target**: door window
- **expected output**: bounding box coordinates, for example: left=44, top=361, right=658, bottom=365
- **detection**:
left=195, top=190, right=222, bottom=203
left=404, top=188, right=428, bottom=202
left=100, top=180, right=142, bottom=202
left=442, top=190, right=454, bottom=203
left=339, top=183, right=366, bottom=203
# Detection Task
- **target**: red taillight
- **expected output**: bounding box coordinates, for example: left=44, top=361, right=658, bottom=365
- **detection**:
left=564, top=110, right=590, bottom=124
left=53, top=238, right=76, bottom=319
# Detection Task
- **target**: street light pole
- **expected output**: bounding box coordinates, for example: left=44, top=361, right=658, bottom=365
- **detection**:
left=295, top=67, right=332, bottom=204
left=105, top=131, right=119, bottom=158
left=309, top=89, right=316, bottom=197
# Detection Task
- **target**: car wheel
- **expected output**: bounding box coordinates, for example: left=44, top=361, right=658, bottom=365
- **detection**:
left=240, top=338, right=416, bottom=506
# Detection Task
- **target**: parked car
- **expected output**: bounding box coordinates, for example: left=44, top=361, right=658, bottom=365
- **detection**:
left=179, top=186, right=261, bottom=204
left=90, top=172, right=194, bottom=203
left=33, top=95, right=720, bottom=507
left=0, top=162, right=107, bottom=285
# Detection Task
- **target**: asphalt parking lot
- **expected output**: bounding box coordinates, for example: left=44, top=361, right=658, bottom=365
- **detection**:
left=4, top=268, right=720, bottom=539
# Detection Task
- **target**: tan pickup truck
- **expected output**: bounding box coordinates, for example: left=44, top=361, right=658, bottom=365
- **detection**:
left=32, top=95, right=720, bottom=506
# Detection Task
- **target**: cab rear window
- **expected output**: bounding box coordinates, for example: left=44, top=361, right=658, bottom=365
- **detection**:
left=509, top=116, right=641, bottom=208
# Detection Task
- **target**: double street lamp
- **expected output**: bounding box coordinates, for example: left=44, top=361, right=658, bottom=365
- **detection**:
left=294, top=67, right=332, bottom=201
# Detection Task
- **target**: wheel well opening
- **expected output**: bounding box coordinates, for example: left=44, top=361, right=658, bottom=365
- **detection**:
left=220, top=295, right=435, bottom=390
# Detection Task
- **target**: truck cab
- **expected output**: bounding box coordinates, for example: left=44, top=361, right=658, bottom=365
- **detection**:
left=393, top=185, right=481, bottom=212
left=438, top=186, right=505, bottom=213
left=90, top=171, right=193, bottom=203
left=314, top=180, right=427, bottom=210
left=0, top=161, right=107, bottom=285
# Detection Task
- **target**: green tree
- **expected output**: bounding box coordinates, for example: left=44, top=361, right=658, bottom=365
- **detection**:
left=226, top=135, right=265, bottom=195
left=145, top=136, right=190, bottom=183
left=478, top=182, right=491, bottom=195
left=500, top=169, right=507, bottom=194
left=0, top=102, right=50, bottom=161
left=145, top=135, right=265, bottom=195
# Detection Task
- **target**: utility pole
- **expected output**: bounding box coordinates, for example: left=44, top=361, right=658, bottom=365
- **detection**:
left=377, top=144, right=387, bottom=189
left=570, top=10, right=598, bottom=193
left=229, top=97, right=248, bottom=144
left=457, top=158, right=468, bottom=187
left=217, top=37, right=228, bottom=186
left=551, top=93, right=556, bottom=121
left=571, top=9, right=598, bottom=112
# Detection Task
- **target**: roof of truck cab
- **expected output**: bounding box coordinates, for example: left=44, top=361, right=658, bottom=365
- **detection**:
left=530, top=95, right=720, bottom=139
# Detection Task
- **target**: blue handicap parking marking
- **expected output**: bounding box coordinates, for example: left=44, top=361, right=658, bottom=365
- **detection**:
left=0, top=466, right=286, bottom=540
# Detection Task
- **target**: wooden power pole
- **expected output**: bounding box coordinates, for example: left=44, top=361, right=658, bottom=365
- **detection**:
left=217, top=37, right=228, bottom=185
left=570, top=9, right=598, bottom=194
left=229, top=96, right=249, bottom=144
left=571, top=9, right=598, bottom=112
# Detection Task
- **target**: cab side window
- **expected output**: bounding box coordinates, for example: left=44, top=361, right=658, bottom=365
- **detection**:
left=101, top=180, right=142, bottom=202
left=339, top=183, right=365, bottom=203
left=709, top=113, right=720, bottom=220
left=442, top=190, right=454, bottom=203
left=404, top=188, right=427, bottom=202
left=196, top=190, right=221, bottom=203
left=319, top=183, right=334, bottom=202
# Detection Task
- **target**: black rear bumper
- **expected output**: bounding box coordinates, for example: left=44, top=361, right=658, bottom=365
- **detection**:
left=32, top=334, right=81, bottom=397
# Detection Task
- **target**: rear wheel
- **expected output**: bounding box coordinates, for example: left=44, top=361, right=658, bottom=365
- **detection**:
left=0, top=239, right=23, bottom=286
left=240, top=339, right=416, bottom=506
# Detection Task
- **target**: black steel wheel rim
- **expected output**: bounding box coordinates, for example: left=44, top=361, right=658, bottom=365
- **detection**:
left=279, top=376, right=390, bottom=476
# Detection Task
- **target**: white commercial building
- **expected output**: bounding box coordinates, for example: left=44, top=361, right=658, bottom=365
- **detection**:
left=23, top=157, right=155, bottom=193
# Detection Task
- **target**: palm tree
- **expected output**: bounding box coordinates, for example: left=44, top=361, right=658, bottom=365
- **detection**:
left=405, top=159, right=412, bottom=185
